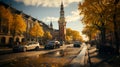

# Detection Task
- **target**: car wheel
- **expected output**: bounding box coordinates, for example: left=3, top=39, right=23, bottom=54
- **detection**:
left=12, top=49, right=17, bottom=53
left=44, top=46, right=46, bottom=49
left=52, top=46, right=55, bottom=49
left=45, top=46, right=48, bottom=49
left=35, top=46, right=39, bottom=50
left=58, top=46, right=60, bottom=48
left=23, top=47, right=27, bottom=52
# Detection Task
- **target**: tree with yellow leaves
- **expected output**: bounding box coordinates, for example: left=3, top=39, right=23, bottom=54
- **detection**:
left=30, top=22, right=44, bottom=42
left=82, top=25, right=99, bottom=41
left=79, top=0, right=120, bottom=55
left=66, top=36, right=72, bottom=43
left=66, top=28, right=83, bottom=43
left=42, top=31, right=52, bottom=44
left=0, top=5, right=26, bottom=36
left=43, top=31, right=52, bottom=40
left=66, top=28, right=73, bottom=43
left=78, top=0, right=115, bottom=45
left=11, top=14, right=26, bottom=36
left=0, top=5, right=13, bottom=34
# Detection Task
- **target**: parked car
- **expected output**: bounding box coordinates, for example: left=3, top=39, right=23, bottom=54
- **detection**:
left=73, top=41, right=82, bottom=47
left=13, top=41, right=40, bottom=52
left=59, top=41, right=65, bottom=46
left=44, top=41, right=60, bottom=49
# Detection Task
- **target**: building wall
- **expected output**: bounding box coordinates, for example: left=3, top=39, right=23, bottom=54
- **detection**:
left=0, top=1, right=52, bottom=47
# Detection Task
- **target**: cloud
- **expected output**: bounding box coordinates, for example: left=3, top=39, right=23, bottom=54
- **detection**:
left=14, top=0, right=83, bottom=7
left=42, top=17, right=59, bottom=22
left=42, top=10, right=83, bottom=23
left=66, top=10, right=83, bottom=22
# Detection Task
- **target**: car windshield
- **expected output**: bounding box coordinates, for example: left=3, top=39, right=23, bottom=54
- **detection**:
left=20, top=42, right=31, bottom=45
left=74, top=41, right=80, bottom=44
left=49, top=41, right=55, bottom=44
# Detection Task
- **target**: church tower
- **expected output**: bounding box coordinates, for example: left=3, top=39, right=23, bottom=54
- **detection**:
left=58, top=1, right=66, bottom=41
left=50, top=21, right=53, bottom=29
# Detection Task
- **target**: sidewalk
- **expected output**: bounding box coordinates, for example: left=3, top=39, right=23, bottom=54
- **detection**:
left=88, top=45, right=120, bottom=67
left=70, top=45, right=87, bottom=67
left=0, top=47, right=12, bottom=55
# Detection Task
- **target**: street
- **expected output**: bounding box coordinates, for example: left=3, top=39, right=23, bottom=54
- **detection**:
left=0, top=44, right=87, bottom=67
left=0, top=0, right=120, bottom=67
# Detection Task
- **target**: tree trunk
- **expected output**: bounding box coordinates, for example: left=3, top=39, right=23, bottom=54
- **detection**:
left=113, top=3, right=119, bottom=56
left=99, top=23, right=106, bottom=54
left=101, top=28, right=106, bottom=46
left=100, top=22, right=106, bottom=46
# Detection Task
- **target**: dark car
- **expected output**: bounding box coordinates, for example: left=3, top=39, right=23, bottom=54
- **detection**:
left=73, top=41, right=82, bottom=47
left=44, top=41, right=60, bottom=49
left=59, top=41, right=65, bottom=46
left=13, top=41, right=40, bottom=52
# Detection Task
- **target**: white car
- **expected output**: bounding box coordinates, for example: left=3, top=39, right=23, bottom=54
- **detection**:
left=13, top=41, right=40, bottom=52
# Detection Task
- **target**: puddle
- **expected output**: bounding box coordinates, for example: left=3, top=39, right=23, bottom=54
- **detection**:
left=0, top=47, right=81, bottom=67
left=42, top=50, right=65, bottom=57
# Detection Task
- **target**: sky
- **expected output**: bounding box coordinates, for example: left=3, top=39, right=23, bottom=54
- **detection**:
left=1, top=0, right=88, bottom=41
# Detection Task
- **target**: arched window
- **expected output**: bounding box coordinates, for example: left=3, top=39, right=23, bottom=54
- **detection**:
left=1, top=37, right=5, bottom=45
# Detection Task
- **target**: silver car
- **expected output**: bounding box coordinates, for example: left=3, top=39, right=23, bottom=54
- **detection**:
left=13, top=41, right=40, bottom=52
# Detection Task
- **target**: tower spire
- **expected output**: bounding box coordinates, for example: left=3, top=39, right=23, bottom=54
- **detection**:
left=61, top=0, right=63, bottom=7
left=58, top=0, right=67, bottom=41
left=60, top=0, right=64, bottom=18
left=50, top=21, right=53, bottom=29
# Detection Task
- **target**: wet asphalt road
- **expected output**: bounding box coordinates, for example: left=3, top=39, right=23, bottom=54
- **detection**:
left=0, top=44, right=71, bottom=62
left=0, top=44, right=87, bottom=67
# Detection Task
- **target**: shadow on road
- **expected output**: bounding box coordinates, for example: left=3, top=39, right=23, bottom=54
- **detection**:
left=64, top=63, right=85, bottom=67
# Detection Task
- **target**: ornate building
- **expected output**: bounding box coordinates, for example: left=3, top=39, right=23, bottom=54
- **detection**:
left=0, top=1, right=52, bottom=46
left=58, top=1, right=67, bottom=41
